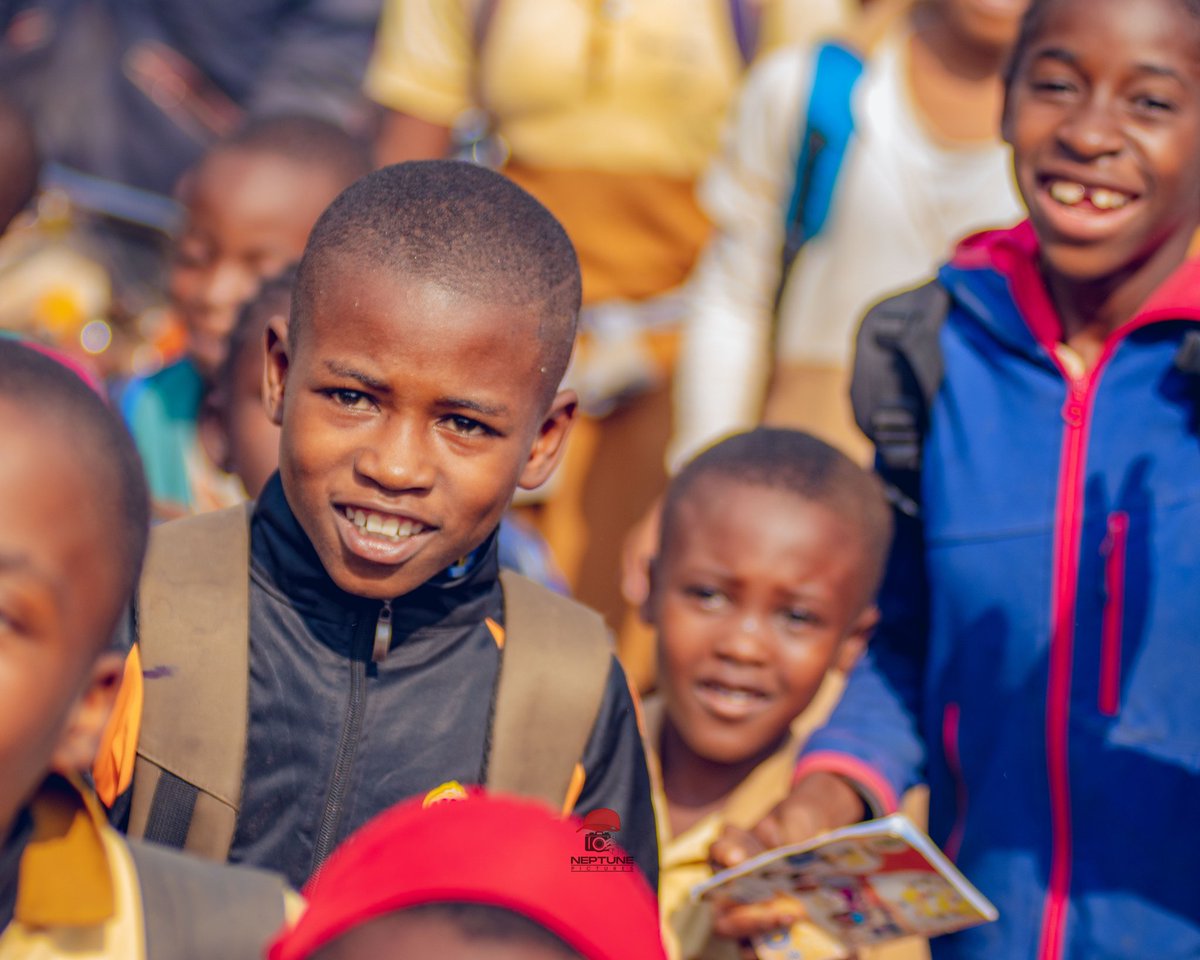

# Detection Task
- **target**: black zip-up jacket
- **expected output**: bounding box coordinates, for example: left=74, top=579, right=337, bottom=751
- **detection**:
left=113, top=475, right=659, bottom=890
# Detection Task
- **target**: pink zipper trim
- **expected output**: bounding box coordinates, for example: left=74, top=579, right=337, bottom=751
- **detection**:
left=793, top=751, right=900, bottom=816
left=1037, top=341, right=1125, bottom=960
left=941, top=703, right=968, bottom=862
left=1099, top=512, right=1128, bottom=717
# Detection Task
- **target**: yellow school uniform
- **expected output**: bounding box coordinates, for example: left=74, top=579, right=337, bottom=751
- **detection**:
left=644, top=689, right=930, bottom=960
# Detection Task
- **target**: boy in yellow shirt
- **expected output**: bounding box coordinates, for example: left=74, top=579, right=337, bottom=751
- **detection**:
left=641, top=428, right=925, bottom=960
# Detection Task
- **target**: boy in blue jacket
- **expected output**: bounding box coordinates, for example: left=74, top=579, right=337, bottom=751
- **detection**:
left=714, top=0, right=1200, bottom=956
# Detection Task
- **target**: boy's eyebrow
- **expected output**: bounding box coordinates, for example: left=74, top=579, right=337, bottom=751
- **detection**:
left=0, top=551, right=51, bottom=586
left=438, top=396, right=509, bottom=418
left=324, top=360, right=389, bottom=392
left=1035, top=48, right=1185, bottom=83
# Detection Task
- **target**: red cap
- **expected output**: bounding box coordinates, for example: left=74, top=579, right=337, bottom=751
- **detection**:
left=267, top=792, right=666, bottom=960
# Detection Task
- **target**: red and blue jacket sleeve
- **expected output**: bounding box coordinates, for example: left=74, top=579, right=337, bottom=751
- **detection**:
left=797, top=493, right=930, bottom=816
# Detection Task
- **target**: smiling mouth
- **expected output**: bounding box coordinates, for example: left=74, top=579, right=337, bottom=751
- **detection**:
left=341, top=506, right=432, bottom=542
left=694, top=679, right=772, bottom=721
left=1043, top=177, right=1138, bottom=212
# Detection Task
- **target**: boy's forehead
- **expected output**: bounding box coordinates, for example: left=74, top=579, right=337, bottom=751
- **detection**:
left=298, top=259, right=552, bottom=381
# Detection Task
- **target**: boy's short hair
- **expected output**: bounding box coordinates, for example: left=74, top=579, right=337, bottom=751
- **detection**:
left=0, top=340, right=150, bottom=614
left=292, top=160, right=581, bottom=404
left=312, top=903, right=581, bottom=959
left=662, top=428, right=894, bottom=602
left=214, top=113, right=371, bottom=186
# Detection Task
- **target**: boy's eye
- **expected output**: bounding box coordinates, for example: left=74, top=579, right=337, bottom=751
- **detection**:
left=174, top=237, right=212, bottom=269
left=1132, top=92, right=1177, bottom=115
left=684, top=585, right=727, bottom=610
left=1029, top=77, right=1077, bottom=98
left=442, top=415, right=493, bottom=437
left=327, top=389, right=374, bottom=411
left=779, top=606, right=818, bottom=630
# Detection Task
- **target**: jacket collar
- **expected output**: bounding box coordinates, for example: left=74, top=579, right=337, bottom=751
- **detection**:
left=939, top=220, right=1200, bottom=359
left=250, top=473, right=501, bottom=631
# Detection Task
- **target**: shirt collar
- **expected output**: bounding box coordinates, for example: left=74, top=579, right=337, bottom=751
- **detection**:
left=14, top=774, right=115, bottom=928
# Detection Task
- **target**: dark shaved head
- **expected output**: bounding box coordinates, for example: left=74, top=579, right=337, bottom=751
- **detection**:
left=0, top=340, right=149, bottom=626
left=292, top=161, right=581, bottom=406
left=663, top=428, right=894, bottom=604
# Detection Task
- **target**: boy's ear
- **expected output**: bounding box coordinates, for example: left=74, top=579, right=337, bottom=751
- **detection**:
left=50, top=651, right=124, bottom=777
left=638, top=555, right=661, bottom=626
left=263, top=316, right=290, bottom=427
left=835, top=605, right=879, bottom=674
left=517, top=389, right=577, bottom=491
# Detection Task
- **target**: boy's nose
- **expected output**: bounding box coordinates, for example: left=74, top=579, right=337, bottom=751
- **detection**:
left=714, top=614, right=771, bottom=665
left=354, top=420, right=437, bottom=493
left=1056, top=100, right=1124, bottom=160
left=200, top=260, right=258, bottom=313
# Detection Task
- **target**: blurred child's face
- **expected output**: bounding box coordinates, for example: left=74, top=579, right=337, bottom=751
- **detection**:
left=225, top=329, right=281, bottom=499
left=941, top=0, right=1028, bottom=53
left=1004, top=0, right=1200, bottom=285
left=648, top=479, right=876, bottom=767
left=313, top=911, right=578, bottom=960
left=265, top=260, right=575, bottom=600
left=170, top=149, right=345, bottom=379
left=0, top=404, right=124, bottom=836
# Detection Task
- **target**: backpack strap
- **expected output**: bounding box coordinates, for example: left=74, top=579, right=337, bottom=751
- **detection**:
left=773, top=41, right=865, bottom=319
left=488, top=570, right=613, bottom=812
left=127, top=504, right=252, bottom=861
left=850, top=280, right=950, bottom=517
left=127, top=838, right=286, bottom=960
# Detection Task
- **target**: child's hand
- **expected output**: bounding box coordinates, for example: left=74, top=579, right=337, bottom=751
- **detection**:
left=709, top=773, right=867, bottom=942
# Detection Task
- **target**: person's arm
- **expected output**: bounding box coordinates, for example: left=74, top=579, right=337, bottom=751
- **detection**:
left=666, top=47, right=811, bottom=473
left=363, top=0, right=472, bottom=166
left=572, top=656, right=660, bottom=893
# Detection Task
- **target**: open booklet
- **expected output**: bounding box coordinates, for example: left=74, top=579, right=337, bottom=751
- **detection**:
left=691, top=813, right=998, bottom=960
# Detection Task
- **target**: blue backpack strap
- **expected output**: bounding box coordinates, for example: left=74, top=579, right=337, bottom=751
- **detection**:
left=774, top=41, right=865, bottom=316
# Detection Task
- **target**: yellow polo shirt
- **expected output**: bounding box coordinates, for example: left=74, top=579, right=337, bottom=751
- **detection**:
left=365, top=0, right=851, bottom=303
left=645, top=687, right=930, bottom=960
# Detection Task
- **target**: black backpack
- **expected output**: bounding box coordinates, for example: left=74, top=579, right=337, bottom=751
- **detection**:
left=850, top=279, right=950, bottom=518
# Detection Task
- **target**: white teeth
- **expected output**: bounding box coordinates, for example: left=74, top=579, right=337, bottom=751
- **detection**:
left=343, top=507, right=425, bottom=541
left=1091, top=188, right=1130, bottom=210
left=1049, top=180, right=1086, bottom=206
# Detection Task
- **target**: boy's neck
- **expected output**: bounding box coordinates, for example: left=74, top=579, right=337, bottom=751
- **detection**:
left=1045, top=231, right=1194, bottom=369
left=907, top=10, right=1009, bottom=145
left=658, top=718, right=785, bottom=840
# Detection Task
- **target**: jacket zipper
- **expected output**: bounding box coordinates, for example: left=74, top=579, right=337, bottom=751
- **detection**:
left=941, top=702, right=968, bottom=863
left=310, top=605, right=384, bottom=873
left=1099, top=512, right=1128, bottom=718
left=1039, top=353, right=1112, bottom=960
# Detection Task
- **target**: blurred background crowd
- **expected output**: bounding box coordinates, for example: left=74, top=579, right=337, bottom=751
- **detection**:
left=0, top=0, right=1026, bottom=691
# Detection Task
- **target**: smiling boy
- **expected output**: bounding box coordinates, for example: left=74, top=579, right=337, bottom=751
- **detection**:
left=640, top=429, right=907, bottom=960
left=109, top=160, right=658, bottom=891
